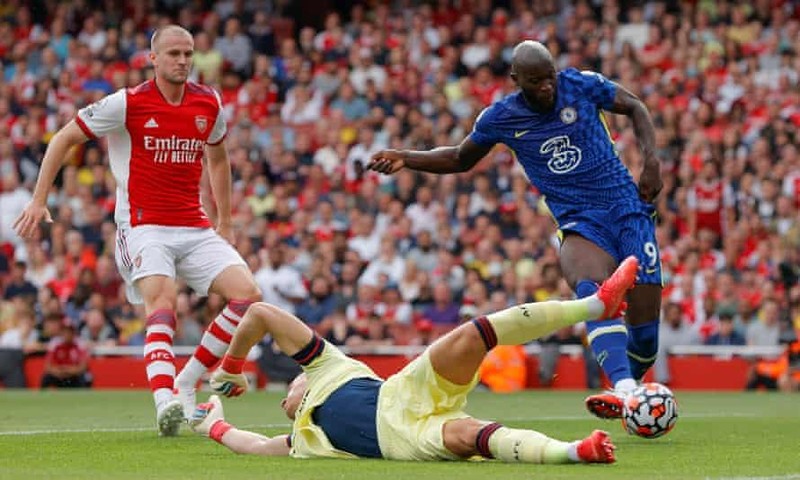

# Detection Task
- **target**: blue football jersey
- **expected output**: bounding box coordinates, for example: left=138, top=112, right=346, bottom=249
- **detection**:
left=469, top=68, right=640, bottom=224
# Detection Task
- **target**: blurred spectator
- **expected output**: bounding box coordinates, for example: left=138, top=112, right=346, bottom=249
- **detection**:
left=322, top=308, right=361, bottom=347
left=215, top=17, right=253, bottom=76
left=746, top=300, right=781, bottom=347
left=655, top=302, right=701, bottom=385
left=2, top=261, right=37, bottom=304
left=193, top=32, right=223, bottom=84
left=330, top=82, right=369, bottom=121
left=0, top=171, right=32, bottom=247
left=254, top=245, right=307, bottom=315
left=361, top=314, right=393, bottom=346
left=78, top=307, right=117, bottom=347
left=295, top=275, right=338, bottom=327
left=281, top=83, right=324, bottom=126
left=360, top=237, right=405, bottom=287
left=40, top=319, right=92, bottom=389
left=375, top=284, right=413, bottom=326
left=407, top=230, right=438, bottom=273
left=422, top=283, right=459, bottom=331
left=705, top=313, right=746, bottom=346
left=0, top=301, right=37, bottom=352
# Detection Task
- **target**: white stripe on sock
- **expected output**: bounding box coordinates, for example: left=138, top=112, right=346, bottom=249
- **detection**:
left=144, top=341, right=174, bottom=355
left=200, top=333, right=228, bottom=357
left=221, top=306, right=242, bottom=323
left=146, top=361, right=176, bottom=378
left=215, top=315, right=238, bottom=336
left=146, top=324, right=175, bottom=336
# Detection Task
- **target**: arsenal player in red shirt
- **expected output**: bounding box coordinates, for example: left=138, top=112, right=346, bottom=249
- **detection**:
left=14, top=25, right=262, bottom=436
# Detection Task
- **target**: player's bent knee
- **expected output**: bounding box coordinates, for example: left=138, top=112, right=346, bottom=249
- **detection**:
left=248, top=302, right=293, bottom=328
left=443, top=418, right=484, bottom=458
left=450, top=323, right=486, bottom=352
left=247, top=303, right=277, bottom=326
left=240, top=284, right=262, bottom=303
left=145, top=293, right=177, bottom=313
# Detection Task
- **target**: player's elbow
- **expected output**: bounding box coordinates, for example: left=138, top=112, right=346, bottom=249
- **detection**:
left=631, top=99, right=650, bottom=119
left=454, top=150, right=476, bottom=173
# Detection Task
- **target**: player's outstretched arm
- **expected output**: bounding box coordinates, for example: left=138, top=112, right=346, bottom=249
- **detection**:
left=192, top=395, right=291, bottom=456
left=367, top=137, right=492, bottom=175
left=219, top=430, right=292, bottom=456
left=605, top=84, right=662, bottom=203
left=13, top=120, right=89, bottom=238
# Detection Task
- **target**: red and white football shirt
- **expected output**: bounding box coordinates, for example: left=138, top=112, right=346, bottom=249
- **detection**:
left=75, top=80, right=226, bottom=228
left=686, top=179, right=734, bottom=236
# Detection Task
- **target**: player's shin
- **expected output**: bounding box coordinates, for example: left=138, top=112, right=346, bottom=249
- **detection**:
left=471, top=297, right=604, bottom=351
left=177, top=300, right=252, bottom=387
left=626, top=319, right=659, bottom=380
left=476, top=423, right=574, bottom=464
left=578, top=280, right=635, bottom=392
left=176, top=300, right=252, bottom=415
left=144, top=310, right=178, bottom=408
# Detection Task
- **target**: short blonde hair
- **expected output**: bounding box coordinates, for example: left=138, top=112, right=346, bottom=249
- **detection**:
left=150, top=25, right=192, bottom=53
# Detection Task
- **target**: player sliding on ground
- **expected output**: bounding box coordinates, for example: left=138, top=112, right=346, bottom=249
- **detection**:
left=191, top=257, right=640, bottom=464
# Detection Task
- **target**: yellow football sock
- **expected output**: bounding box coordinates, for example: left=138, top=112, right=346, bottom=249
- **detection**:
left=480, top=424, right=574, bottom=464
left=474, top=298, right=603, bottom=348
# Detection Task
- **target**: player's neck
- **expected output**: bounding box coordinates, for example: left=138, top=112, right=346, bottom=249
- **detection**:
left=154, top=77, right=186, bottom=106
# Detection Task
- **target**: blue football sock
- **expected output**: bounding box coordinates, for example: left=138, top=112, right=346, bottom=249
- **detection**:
left=577, top=280, right=632, bottom=386
left=626, top=319, right=659, bottom=380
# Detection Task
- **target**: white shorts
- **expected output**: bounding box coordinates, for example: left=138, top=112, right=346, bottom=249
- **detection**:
left=115, top=225, right=246, bottom=304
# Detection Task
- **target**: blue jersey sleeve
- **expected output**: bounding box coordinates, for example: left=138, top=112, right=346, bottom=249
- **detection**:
left=578, top=71, right=617, bottom=110
left=469, top=105, right=499, bottom=147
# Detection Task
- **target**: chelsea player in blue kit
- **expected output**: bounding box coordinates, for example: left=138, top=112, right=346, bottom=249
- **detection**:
left=368, top=41, right=664, bottom=419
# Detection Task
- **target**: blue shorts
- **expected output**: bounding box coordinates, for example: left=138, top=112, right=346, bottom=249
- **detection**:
left=312, top=377, right=382, bottom=458
left=558, top=201, right=662, bottom=285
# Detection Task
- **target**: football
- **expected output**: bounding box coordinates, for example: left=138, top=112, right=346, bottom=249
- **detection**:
left=622, top=383, right=679, bottom=439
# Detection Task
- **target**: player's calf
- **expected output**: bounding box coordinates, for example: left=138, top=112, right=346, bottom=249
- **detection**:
left=471, top=422, right=616, bottom=464
left=626, top=320, right=659, bottom=380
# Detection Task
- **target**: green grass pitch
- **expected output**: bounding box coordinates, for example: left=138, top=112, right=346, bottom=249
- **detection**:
left=1, top=390, right=799, bottom=479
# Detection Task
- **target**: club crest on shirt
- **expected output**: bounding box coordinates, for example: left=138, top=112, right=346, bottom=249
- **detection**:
left=195, top=115, right=208, bottom=133
left=560, top=107, right=577, bottom=124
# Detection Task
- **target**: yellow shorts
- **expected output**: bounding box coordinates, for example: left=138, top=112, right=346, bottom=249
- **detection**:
left=376, top=350, right=478, bottom=461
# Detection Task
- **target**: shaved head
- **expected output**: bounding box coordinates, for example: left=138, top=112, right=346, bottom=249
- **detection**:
left=150, top=25, right=193, bottom=53
left=511, top=41, right=554, bottom=74
left=149, top=25, right=194, bottom=86
left=509, top=41, right=557, bottom=111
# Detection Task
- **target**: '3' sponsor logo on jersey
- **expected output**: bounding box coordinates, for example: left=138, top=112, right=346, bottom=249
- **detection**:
left=540, top=135, right=582, bottom=174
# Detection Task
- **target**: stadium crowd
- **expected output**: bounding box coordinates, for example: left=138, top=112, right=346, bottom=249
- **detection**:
left=0, top=0, right=799, bottom=388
